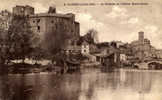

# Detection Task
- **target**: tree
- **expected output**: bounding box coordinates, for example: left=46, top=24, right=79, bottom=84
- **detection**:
left=0, top=29, right=8, bottom=65
left=30, top=43, right=48, bottom=64
left=82, top=29, right=99, bottom=44
left=6, top=15, right=38, bottom=63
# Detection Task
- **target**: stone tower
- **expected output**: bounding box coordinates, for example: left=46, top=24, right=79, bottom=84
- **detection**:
left=138, top=31, right=144, bottom=44
left=13, top=5, right=34, bottom=16
left=48, top=6, right=56, bottom=14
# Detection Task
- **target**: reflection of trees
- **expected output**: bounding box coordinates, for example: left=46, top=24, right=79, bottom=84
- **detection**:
left=1, top=75, right=39, bottom=100
left=32, top=74, right=41, bottom=100
left=8, top=75, right=42, bottom=100
left=19, top=74, right=81, bottom=100
left=0, top=75, right=27, bottom=100
left=1, top=73, right=82, bottom=100
left=1, top=75, right=11, bottom=100
left=11, top=75, right=35, bottom=100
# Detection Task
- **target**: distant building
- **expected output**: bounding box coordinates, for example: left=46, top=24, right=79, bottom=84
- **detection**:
left=113, top=41, right=125, bottom=48
left=64, top=40, right=90, bottom=55
left=0, top=10, right=12, bottom=30
left=120, top=54, right=127, bottom=62
left=155, top=49, right=162, bottom=59
left=93, top=44, right=120, bottom=67
left=131, top=31, right=155, bottom=60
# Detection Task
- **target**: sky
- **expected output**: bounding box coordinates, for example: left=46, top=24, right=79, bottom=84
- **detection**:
left=0, top=0, right=162, bottom=48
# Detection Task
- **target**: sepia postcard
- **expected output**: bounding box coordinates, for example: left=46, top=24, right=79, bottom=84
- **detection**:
left=0, top=0, right=162, bottom=100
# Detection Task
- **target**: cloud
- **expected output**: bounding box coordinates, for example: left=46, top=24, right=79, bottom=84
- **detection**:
left=120, top=17, right=139, bottom=25
left=32, top=3, right=48, bottom=13
left=143, top=25, right=162, bottom=49
left=145, top=25, right=158, bottom=33
left=106, top=6, right=128, bottom=18
left=76, top=12, right=119, bottom=43
left=76, top=13, right=104, bottom=35
left=128, top=17, right=139, bottom=24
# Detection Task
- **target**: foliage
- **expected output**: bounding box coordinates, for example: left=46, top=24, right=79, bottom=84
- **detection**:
left=0, top=29, right=8, bottom=65
left=5, top=15, right=38, bottom=62
left=30, top=45, right=49, bottom=63
left=81, top=29, right=99, bottom=44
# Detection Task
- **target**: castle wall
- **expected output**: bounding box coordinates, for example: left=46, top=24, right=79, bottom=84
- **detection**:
left=28, top=14, right=80, bottom=40
left=12, top=5, right=80, bottom=50
left=12, top=5, right=80, bottom=38
left=74, top=22, right=80, bottom=37
left=24, top=6, right=34, bottom=16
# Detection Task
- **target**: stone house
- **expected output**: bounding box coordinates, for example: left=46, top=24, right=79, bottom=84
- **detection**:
left=81, top=41, right=89, bottom=54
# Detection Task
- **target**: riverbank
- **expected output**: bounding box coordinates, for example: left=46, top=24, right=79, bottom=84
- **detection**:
left=115, top=68, right=162, bottom=72
left=4, top=61, right=79, bottom=74
left=4, top=61, right=162, bottom=75
left=1, top=63, right=52, bottom=74
left=80, top=62, right=101, bottom=68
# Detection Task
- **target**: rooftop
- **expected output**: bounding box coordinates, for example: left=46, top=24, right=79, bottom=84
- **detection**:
left=29, top=13, right=74, bottom=19
left=15, top=5, right=33, bottom=8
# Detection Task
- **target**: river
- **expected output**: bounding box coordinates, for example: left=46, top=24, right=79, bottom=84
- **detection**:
left=0, top=68, right=162, bottom=100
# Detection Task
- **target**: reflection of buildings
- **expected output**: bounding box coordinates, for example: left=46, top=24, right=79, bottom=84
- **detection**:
left=119, top=70, right=152, bottom=94
left=61, top=74, right=81, bottom=100
left=131, top=31, right=156, bottom=60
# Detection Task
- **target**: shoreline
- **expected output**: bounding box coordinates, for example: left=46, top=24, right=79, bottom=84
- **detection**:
left=116, top=68, right=162, bottom=72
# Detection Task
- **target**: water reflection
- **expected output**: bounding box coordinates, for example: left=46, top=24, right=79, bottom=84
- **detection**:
left=0, top=68, right=162, bottom=100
